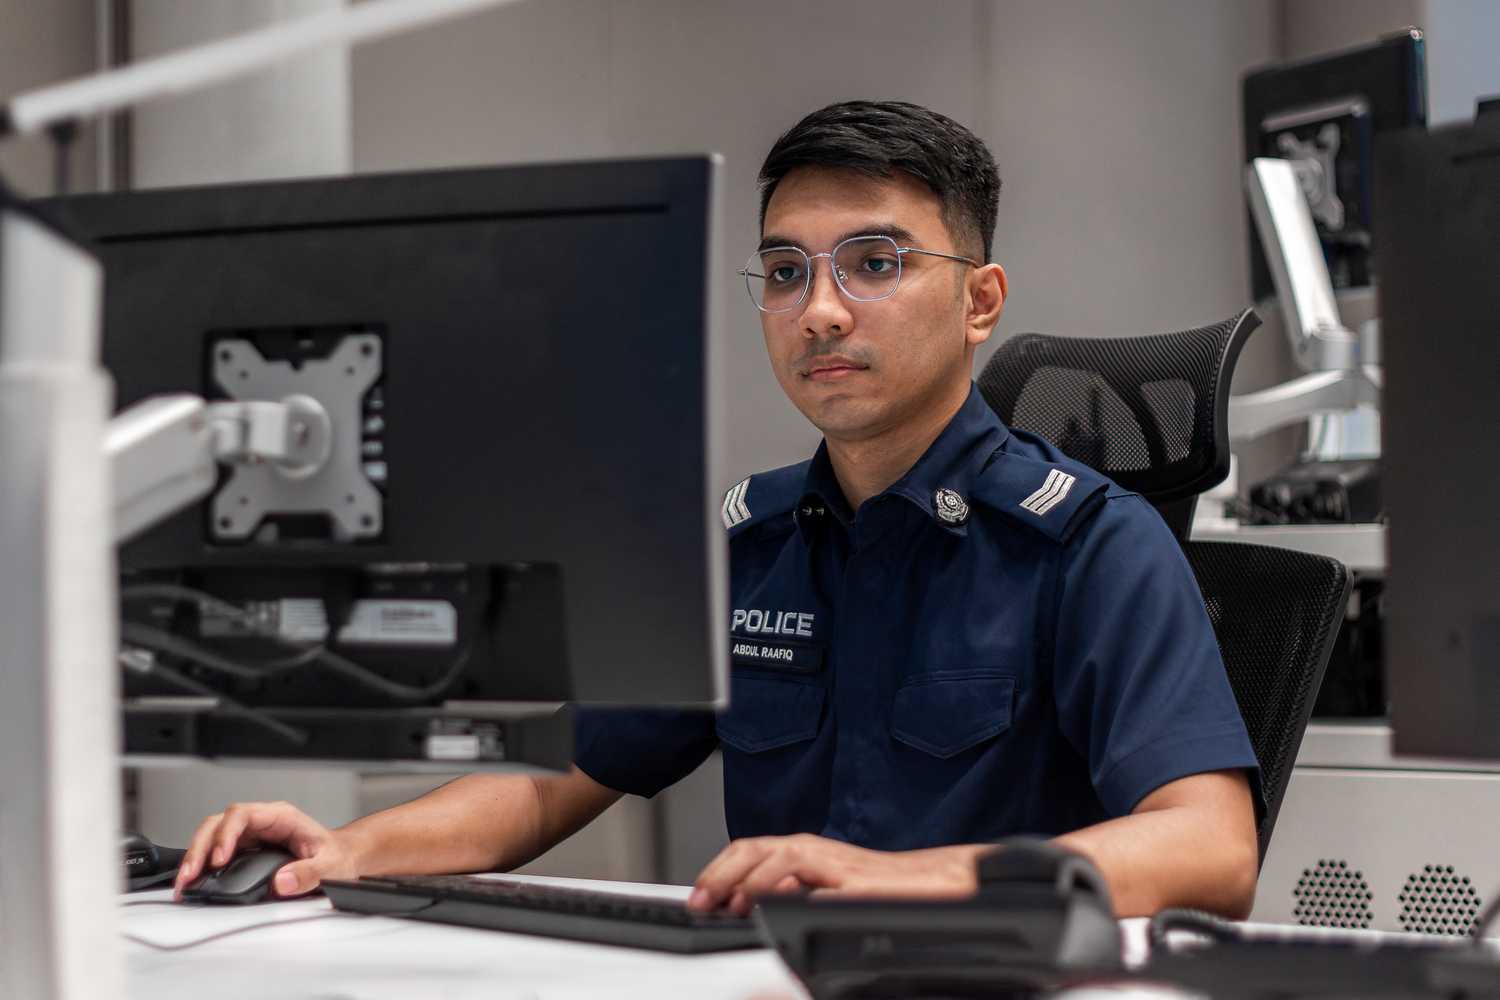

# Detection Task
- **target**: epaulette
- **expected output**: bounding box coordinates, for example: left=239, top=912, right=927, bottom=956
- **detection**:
left=721, top=460, right=809, bottom=538
left=970, top=450, right=1114, bottom=543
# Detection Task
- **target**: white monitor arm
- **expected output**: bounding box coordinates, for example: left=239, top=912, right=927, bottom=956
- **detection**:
left=108, top=394, right=334, bottom=543
left=1227, top=157, right=1382, bottom=445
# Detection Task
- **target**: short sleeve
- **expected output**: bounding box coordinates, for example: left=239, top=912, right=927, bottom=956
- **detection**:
left=571, top=705, right=718, bottom=798
left=1051, top=493, right=1261, bottom=817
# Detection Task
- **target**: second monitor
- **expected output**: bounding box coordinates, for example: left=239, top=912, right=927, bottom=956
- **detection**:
left=47, top=155, right=727, bottom=766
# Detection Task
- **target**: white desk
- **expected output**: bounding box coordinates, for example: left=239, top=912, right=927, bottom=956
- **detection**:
left=123, top=876, right=807, bottom=1000
left=127, top=874, right=1486, bottom=999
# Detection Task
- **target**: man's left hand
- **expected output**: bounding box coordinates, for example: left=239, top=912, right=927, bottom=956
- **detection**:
left=686, top=834, right=985, bottom=915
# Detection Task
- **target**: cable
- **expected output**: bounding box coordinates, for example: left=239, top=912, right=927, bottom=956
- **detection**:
left=121, top=622, right=268, bottom=680
left=1147, top=908, right=1242, bottom=950
left=127, top=621, right=472, bottom=706
left=306, top=643, right=473, bottom=704
left=122, top=582, right=474, bottom=704
left=141, top=657, right=309, bottom=746
left=122, top=650, right=308, bottom=746
left=122, top=912, right=349, bottom=952
left=250, top=644, right=329, bottom=672
left=126, top=627, right=327, bottom=676
left=123, top=582, right=283, bottom=626
left=122, top=583, right=328, bottom=672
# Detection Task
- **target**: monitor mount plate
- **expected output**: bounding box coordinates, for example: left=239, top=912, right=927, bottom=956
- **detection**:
left=210, top=332, right=383, bottom=542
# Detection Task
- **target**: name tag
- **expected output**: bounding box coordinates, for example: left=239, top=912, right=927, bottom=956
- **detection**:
left=729, top=635, right=825, bottom=674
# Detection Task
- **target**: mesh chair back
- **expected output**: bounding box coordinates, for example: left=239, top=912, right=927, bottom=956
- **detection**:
left=1184, top=540, right=1350, bottom=862
left=977, top=309, right=1259, bottom=537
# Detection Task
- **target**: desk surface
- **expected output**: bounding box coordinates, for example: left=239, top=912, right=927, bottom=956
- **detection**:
left=123, top=875, right=806, bottom=1000
left=125, top=874, right=1489, bottom=999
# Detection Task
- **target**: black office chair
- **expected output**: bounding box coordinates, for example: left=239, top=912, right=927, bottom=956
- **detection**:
left=976, top=308, right=1259, bottom=539
left=977, top=308, right=1349, bottom=862
left=1184, top=540, right=1350, bottom=862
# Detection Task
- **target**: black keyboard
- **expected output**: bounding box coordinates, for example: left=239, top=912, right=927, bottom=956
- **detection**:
left=322, top=874, right=765, bottom=954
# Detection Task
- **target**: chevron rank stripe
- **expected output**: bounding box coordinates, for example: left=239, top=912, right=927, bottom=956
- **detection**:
left=722, top=477, right=752, bottom=529
left=1019, top=468, right=1076, bottom=517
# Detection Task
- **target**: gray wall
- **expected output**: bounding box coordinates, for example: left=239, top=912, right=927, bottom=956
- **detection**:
left=351, top=0, right=1283, bottom=488
left=1421, top=0, right=1500, bottom=124
left=352, top=0, right=988, bottom=482
left=983, top=0, right=1289, bottom=485
left=0, top=0, right=97, bottom=196
left=1279, top=0, right=1500, bottom=124
left=985, top=0, right=1277, bottom=340
left=1279, top=0, right=1422, bottom=59
left=130, top=0, right=350, bottom=188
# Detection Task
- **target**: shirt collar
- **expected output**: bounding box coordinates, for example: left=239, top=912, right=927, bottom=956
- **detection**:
left=795, top=440, right=851, bottom=536
left=795, top=383, right=1011, bottom=540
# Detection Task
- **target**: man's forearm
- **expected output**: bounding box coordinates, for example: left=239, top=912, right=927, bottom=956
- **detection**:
left=337, top=767, right=620, bottom=877
left=1053, top=808, right=1256, bottom=918
left=1052, top=772, right=1259, bottom=918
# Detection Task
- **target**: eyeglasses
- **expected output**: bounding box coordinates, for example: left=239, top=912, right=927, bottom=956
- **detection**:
left=739, top=234, right=978, bottom=314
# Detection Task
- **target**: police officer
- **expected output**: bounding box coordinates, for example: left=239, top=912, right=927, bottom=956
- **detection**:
left=176, top=101, right=1259, bottom=920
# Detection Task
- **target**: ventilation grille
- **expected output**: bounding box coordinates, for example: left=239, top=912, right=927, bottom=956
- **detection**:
left=1292, top=859, right=1373, bottom=928
left=1398, top=865, right=1484, bottom=936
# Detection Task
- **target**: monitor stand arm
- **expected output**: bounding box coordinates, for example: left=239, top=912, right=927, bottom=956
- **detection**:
left=108, top=393, right=333, bottom=543
left=1228, top=157, right=1381, bottom=450
left=1227, top=363, right=1382, bottom=442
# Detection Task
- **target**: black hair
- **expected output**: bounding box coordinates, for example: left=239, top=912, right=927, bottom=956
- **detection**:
left=758, top=101, right=1000, bottom=263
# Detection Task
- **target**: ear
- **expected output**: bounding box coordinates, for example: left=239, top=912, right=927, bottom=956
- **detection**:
left=965, top=263, right=1007, bottom=349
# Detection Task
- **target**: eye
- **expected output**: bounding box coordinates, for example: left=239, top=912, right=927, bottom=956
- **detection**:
left=861, top=255, right=899, bottom=274
left=768, top=263, right=804, bottom=285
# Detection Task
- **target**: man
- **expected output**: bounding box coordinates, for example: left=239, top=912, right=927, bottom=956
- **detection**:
left=176, top=101, right=1260, bottom=919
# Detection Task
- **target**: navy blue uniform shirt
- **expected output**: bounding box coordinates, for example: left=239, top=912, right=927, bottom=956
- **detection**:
left=573, top=384, right=1258, bottom=849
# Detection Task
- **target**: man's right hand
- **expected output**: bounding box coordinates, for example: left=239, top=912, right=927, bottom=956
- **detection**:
left=173, top=801, right=359, bottom=900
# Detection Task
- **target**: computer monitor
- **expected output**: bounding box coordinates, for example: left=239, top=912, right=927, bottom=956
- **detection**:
left=43, top=156, right=727, bottom=768
left=1377, top=101, right=1500, bottom=760
left=1242, top=28, right=1426, bottom=301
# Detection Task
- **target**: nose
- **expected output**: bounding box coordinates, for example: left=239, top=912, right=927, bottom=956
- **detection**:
left=797, top=255, right=853, bottom=340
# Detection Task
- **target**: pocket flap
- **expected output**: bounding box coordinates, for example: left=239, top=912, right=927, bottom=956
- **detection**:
left=717, top=675, right=825, bottom=753
left=891, top=672, right=1015, bottom=759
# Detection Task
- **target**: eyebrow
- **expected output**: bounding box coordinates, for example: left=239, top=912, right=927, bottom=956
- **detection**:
left=757, top=223, right=918, bottom=253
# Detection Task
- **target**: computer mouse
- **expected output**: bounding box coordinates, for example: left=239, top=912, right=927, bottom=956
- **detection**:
left=181, top=846, right=298, bottom=905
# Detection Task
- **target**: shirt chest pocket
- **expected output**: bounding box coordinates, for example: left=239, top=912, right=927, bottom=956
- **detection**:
left=716, top=674, right=826, bottom=753
left=891, top=670, right=1015, bottom=759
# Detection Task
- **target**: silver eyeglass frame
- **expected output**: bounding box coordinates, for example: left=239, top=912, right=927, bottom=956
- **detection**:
left=738, top=234, right=979, bottom=314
